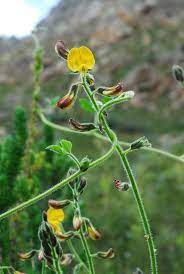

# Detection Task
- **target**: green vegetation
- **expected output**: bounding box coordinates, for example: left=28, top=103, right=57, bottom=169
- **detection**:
left=0, top=32, right=183, bottom=274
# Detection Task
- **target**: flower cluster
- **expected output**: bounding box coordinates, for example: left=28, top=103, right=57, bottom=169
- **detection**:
left=18, top=171, right=114, bottom=272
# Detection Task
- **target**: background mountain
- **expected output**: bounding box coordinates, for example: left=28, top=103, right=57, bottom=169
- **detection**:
left=0, top=2, right=184, bottom=273
left=0, top=0, right=183, bottom=135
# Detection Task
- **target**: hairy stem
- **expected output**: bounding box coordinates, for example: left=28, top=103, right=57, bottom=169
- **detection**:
left=0, top=145, right=115, bottom=221
left=38, top=111, right=184, bottom=164
left=82, top=75, right=158, bottom=274
left=73, top=186, right=95, bottom=274
left=79, top=226, right=95, bottom=274
left=61, top=224, right=89, bottom=272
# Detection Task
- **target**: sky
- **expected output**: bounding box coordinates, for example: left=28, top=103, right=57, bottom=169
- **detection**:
left=0, top=0, right=60, bottom=37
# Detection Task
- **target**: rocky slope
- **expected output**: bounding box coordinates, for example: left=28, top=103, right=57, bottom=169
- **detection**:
left=0, top=0, right=184, bottom=134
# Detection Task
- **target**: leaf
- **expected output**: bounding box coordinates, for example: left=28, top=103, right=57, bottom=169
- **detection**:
left=60, top=139, right=72, bottom=153
left=79, top=98, right=95, bottom=113
left=46, top=145, right=63, bottom=154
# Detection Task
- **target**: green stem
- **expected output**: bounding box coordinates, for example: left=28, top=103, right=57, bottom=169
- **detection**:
left=0, top=145, right=115, bottom=222
left=69, top=153, right=81, bottom=169
left=38, top=111, right=184, bottom=164
left=79, top=227, right=95, bottom=274
left=41, top=261, right=46, bottom=274
left=82, top=76, right=158, bottom=274
left=52, top=248, right=63, bottom=274
left=73, top=197, right=95, bottom=273
left=61, top=224, right=89, bottom=272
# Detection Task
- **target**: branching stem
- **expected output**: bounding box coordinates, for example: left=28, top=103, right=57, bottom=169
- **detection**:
left=82, top=75, right=158, bottom=274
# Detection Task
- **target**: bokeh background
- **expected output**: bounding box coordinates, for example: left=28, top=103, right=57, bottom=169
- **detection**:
left=0, top=0, right=183, bottom=273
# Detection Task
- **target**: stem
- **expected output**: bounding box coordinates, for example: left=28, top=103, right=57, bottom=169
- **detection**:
left=52, top=248, right=63, bottom=274
left=41, top=261, right=46, bottom=274
left=82, top=76, right=158, bottom=274
left=39, top=111, right=184, bottom=164
left=73, top=187, right=95, bottom=274
left=79, top=227, right=95, bottom=274
left=0, top=146, right=115, bottom=221
left=69, top=153, right=81, bottom=169
left=61, top=224, right=89, bottom=272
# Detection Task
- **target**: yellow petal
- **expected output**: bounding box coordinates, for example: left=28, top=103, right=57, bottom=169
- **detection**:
left=79, top=46, right=95, bottom=70
left=49, top=221, right=62, bottom=232
left=67, top=47, right=81, bottom=72
left=67, top=46, right=95, bottom=73
left=47, top=206, right=64, bottom=223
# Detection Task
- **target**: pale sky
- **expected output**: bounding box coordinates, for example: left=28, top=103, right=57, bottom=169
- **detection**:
left=0, top=0, right=60, bottom=37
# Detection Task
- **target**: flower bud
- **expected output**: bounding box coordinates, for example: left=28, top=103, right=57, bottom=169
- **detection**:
left=114, top=180, right=130, bottom=191
left=56, top=231, right=75, bottom=241
left=18, top=250, right=37, bottom=260
left=80, top=157, right=91, bottom=172
left=172, top=65, right=184, bottom=83
left=56, top=84, right=78, bottom=109
left=69, top=118, right=96, bottom=132
left=38, top=250, right=44, bottom=261
left=48, top=199, right=71, bottom=209
left=97, top=82, right=124, bottom=96
left=55, top=40, right=69, bottom=59
left=86, top=73, right=95, bottom=86
left=87, top=220, right=101, bottom=240
left=97, top=248, right=115, bottom=259
left=130, top=136, right=151, bottom=150
left=61, top=253, right=73, bottom=266
left=73, top=209, right=83, bottom=230
left=77, top=177, right=87, bottom=195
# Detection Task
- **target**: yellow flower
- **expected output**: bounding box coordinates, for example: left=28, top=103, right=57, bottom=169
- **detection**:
left=47, top=206, right=65, bottom=233
left=67, top=46, right=95, bottom=73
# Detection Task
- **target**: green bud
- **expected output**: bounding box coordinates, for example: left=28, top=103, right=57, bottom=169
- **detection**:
left=130, top=136, right=151, bottom=150
left=80, top=157, right=91, bottom=172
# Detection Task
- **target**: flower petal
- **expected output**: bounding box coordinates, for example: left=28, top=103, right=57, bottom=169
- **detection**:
left=79, top=46, right=95, bottom=70
left=67, top=47, right=80, bottom=72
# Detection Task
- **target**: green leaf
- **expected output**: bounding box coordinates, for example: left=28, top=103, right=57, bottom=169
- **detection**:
left=46, top=145, right=63, bottom=154
left=79, top=98, right=95, bottom=113
left=60, top=139, right=72, bottom=153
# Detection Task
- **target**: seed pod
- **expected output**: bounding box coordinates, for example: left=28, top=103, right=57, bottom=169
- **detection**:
left=41, top=241, right=52, bottom=259
left=114, top=180, right=130, bottom=191
left=61, top=253, right=73, bottom=266
left=56, top=84, right=78, bottom=109
left=73, top=209, right=83, bottom=230
left=69, top=118, right=96, bottom=132
left=77, top=177, right=87, bottom=195
left=42, top=211, right=48, bottom=222
left=96, top=82, right=124, bottom=96
left=18, top=250, right=37, bottom=260
left=48, top=199, right=71, bottom=209
left=172, top=65, right=184, bottom=83
left=55, top=40, right=69, bottom=59
left=56, top=231, right=75, bottom=241
left=55, top=242, right=63, bottom=258
left=97, top=248, right=115, bottom=259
